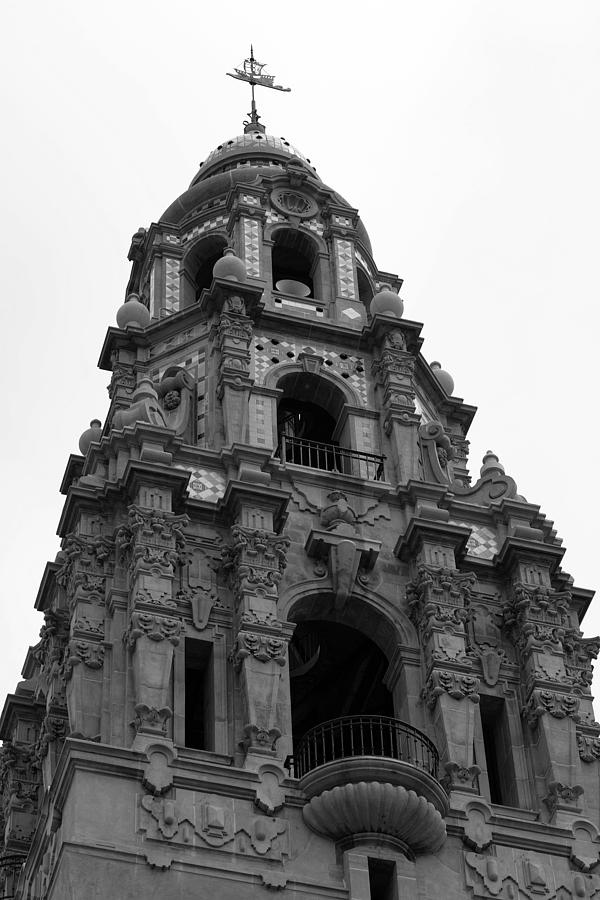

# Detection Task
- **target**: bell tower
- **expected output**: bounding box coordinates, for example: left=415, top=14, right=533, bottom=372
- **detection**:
left=1, top=63, right=599, bottom=900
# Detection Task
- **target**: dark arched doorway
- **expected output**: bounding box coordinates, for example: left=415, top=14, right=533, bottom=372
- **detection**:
left=289, top=619, right=393, bottom=744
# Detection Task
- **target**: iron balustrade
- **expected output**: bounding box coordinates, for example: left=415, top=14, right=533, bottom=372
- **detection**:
left=278, top=435, right=385, bottom=481
left=294, top=715, right=439, bottom=780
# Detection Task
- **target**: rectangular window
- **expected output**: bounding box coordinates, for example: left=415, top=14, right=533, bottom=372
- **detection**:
left=479, top=695, right=518, bottom=806
left=368, top=859, right=397, bottom=900
left=184, top=639, right=213, bottom=750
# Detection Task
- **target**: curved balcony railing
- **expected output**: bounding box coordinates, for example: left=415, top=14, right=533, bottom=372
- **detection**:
left=278, top=435, right=385, bottom=481
left=294, top=715, right=439, bottom=780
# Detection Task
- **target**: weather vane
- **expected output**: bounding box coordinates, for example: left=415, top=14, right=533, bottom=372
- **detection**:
left=227, top=46, right=291, bottom=133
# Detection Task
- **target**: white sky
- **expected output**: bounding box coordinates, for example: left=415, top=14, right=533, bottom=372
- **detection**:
left=1, top=1, right=599, bottom=710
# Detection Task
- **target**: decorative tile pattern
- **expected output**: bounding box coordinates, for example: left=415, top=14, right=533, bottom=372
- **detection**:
left=342, top=307, right=361, bottom=320
left=253, top=337, right=368, bottom=406
left=304, top=220, right=324, bottom=236
left=164, top=258, right=180, bottom=313
left=243, top=218, right=261, bottom=277
left=176, top=465, right=226, bottom=503
left=181, top=216, right=227, bottom=245
left=333, top=215, right=352, bottom=227
left=165, top=234, right=180, bottom=245
left=241, top=194, right=260, bottom=206
left=450, top=521, right=498, bottom=560
left=266, top=211, right=287, bottom=225
left=335, top=238, right=356, bottom=300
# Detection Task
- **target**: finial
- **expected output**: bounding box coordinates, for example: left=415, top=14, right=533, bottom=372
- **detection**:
left=227, top=47, right=291, bottom=134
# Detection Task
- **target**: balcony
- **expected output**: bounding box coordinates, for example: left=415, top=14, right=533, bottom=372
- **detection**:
left=295, top=716, right=448, bottom=854
left=278, top=435, right=385, bottom=481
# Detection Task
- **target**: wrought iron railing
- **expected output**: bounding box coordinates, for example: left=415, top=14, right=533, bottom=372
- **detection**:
left=294, top=715, right=439, bottom=780
left=278, top=435, right=385, bottom=481
left=0, top=854, right=26, bottom=900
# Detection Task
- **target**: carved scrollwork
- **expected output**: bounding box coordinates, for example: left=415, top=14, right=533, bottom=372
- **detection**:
left=127, top=613, right=183, bottom=647
left=522, top=689, right=580, bottom=728
left=232, top=632, right=287, bottom=668
left=422, top=671, right=480, bottom=709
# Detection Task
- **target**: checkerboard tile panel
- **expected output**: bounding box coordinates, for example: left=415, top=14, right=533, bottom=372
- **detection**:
left=304, top=220, right=324, bottom=236
left=176, top=465, right=226, bottom=503
left=243, top=218, right=261, bottom=277
left=266, top=211, right=287, bottom=225
left=164, top=258, right=180, bottom=313
left=335, top=238, right=356, bottom=300
left=450, top=521, right=498, bottom=560
left=181, top=216, right=227, bottom=244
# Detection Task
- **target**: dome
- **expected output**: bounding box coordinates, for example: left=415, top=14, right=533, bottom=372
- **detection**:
left=190, top=132, right=318, bottom=185
left=159, top=131, right=373, bottom=256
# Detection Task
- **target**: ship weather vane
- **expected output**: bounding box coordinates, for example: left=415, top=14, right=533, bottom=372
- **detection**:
left=227, top=46, right=291, bottom=133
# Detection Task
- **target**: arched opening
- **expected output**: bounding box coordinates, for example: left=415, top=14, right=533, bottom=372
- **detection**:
left=272, top=229, right=318, bottom=297
left=184, top=234, right=228, bottom=302
left=276, top=371, right=347, bottom=472
left=357, top=267, right=374, bottom=308
left=289, top=619, right=393, bottom=744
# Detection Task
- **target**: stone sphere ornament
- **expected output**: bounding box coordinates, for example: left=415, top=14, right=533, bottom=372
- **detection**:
left=430, top=361, right=454, bottom=396
left=212, top=248, right=247, bottom=282
left=370, top=284, right=404, bottom=318
left=116, top=293, right=151, bottom=329
left=78, top=419, right=102, bottom=455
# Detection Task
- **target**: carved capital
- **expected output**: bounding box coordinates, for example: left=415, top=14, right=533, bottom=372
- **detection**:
left=522, top=689, right=580, bottom=728
left=233, top=632, right=287, bottom=668
left=127, top=612, right=183, bottom=647
left=422, top=670, right=480, bottom=708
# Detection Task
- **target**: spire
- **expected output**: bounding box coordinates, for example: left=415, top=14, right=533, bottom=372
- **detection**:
left=227, top=46, right=291, bottom=134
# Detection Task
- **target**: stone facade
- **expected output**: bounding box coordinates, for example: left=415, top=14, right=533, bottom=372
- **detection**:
left=0, top=124, right=598, bottom=900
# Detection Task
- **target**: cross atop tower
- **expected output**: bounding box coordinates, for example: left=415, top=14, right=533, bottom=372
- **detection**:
left=227, top=46, right=291, bottom=133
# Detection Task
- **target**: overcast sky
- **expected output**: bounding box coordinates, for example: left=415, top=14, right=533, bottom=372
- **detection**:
left=1, top=1, right=599, bottom=710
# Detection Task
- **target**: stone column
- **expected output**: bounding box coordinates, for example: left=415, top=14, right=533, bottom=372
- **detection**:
left=118, top=500, right=188, bottom=744
left=221, top=484, right=291, bottom=769
left=397, top=510, right=480, bottom=796
left=500, top=537, right=589, bottom=823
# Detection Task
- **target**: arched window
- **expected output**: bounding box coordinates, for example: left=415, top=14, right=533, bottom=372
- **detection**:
left=289, top=619, right=393, bottom=745
left=183, top=234, right=228, bottom=305
left=276, top=372, right=347, bottom=472
left=357, top=266, right=374, bottom=308
left=272, top=229, right=318, bottom=298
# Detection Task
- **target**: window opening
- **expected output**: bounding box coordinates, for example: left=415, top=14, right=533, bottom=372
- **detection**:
left=272, top=230, right=316, bottom=297
left=357, top=267, right=374, bottom=308
left=368, top=859, right=397, bottom=900
left=290, top=620, right=393, bottom=744
left=479, top=695, right=517, bottom=806
left=185, top=639, right=213, bottom=750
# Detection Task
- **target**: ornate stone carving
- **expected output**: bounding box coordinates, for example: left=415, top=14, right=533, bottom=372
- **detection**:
left=222, top=526, right=289, bottom=603
left=522, top=689, right=580, bottom=728
left=543, top=781, right=584, bottom=817
left=422, top=671, right=480, bottom=708
left=407, top=565, right=476, bottom=628
left=577, top=731, right=600, bottom=763
left=127, top=612, right=183, bottom=647
left=233, top=632, right=287, bottom=668
left=443, top=762, right=481, bottom=792
left=64, top=640, right=105, bottom=678
left=132, top=705, right=172, bottom=737
left=466, top=604, right=506, bottom=686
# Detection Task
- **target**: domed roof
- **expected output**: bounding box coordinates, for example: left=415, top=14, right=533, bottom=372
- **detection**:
left=189, top=132, right=319, bottom=185
left=159, top=130, right=373, bottom=256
